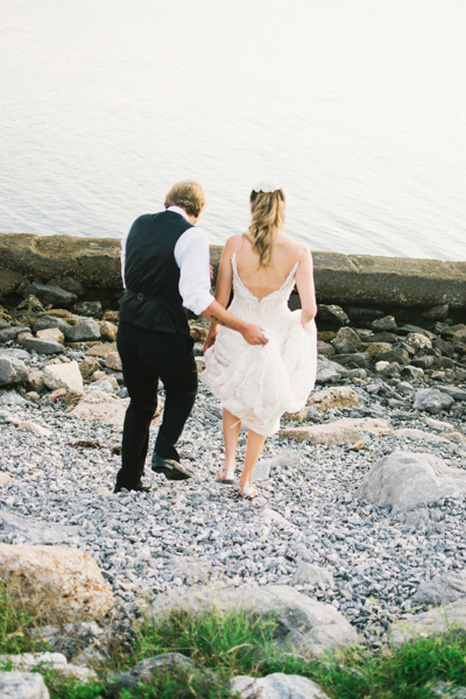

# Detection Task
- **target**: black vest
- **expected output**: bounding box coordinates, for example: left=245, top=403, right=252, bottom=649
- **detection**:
left=119, top=210, right=193, bottom=334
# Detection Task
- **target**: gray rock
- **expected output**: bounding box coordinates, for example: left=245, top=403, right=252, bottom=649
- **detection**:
left=0, top=391, right=28, bottom=406
left=0, top=325, right=31, bottom=343
left=0, top=672, right=49, bottom=698
left=73, top=301, right=103, bottom=317
left=231, top=672, right=330, bottom=698
left=411, top=355, right=436, bottom=369
left=332, top=352, right=370, bottom=368
left=430, top=681, right=466, bottom=698
left=24, top=282, right=77, bottom=308
left=421, top=304, right=450, bottom=321
left=22, top=337, right=64, bottom=355
left=0, top=348, right=31, bottom=361
left=375, top=348, right=410, bottom=365
left=331, top=337, right=358, bottom=354
left=0, top=356, right=29, bottom=386
left=166, top=555, right=213, bottom=584
left=0, top=508, right=79, bottom=545
left=317, top=305, right=350, bottom=326
left=149, top=585, right=359, bottom=656
left=33, top=316, right=70, bottom=334
left=292, top=561, right=335, bottom=589
left=65, top=319, right=101, bottom=342
left=106, top=653, right=197, bottom=696
left=412, top=572, right=466, bottom=606
left=413, top=388, right=454, bottom=414
left=437, top=385, right=466, bottom=401
left=389, top=598, right=466, bottom=645
left=0, top=652, right=68, bottom=671
left=371, top=315, right=397, bottom=332
left=315, top=356, right=342, bottom=384
left=0, top=267, right=24, bottom=295
left=358, top=451, right=466, bottom=513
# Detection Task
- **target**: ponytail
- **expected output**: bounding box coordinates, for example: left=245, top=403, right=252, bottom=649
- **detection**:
left=248, top=189, right=286, bottom=266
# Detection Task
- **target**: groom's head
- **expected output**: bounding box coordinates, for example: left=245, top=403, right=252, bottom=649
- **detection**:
left=164, top=181, right=206, bottom=220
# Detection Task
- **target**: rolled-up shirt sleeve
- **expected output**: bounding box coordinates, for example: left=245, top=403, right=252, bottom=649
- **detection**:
left=175, top=226, right=215, bottom=315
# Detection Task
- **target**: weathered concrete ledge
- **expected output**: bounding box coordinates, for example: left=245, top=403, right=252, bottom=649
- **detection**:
left=0, top=233, right=465, bottom=310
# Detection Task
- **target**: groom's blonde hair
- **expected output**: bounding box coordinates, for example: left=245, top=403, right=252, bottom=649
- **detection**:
left=249, top=189, right=286, bottom=266
left=164, top=180, right=206, bottom=217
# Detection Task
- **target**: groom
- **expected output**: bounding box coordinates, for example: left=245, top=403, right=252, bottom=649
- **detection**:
left=114, top=180, right=267, bottom=493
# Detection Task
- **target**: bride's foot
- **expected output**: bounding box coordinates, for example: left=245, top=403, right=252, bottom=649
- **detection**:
left=215, top=467, right=235, bottom=484
left=239, top=483, right=258, bottom=500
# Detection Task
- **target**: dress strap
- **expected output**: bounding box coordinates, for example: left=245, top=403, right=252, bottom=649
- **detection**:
left=233, top=234, right=243, bottom=254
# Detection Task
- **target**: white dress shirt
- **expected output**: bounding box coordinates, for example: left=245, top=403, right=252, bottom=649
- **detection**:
left=120, top=205, right=214, bottom=316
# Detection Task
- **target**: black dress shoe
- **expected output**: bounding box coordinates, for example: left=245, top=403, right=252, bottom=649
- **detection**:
left=151, top=454, right=192, bottom=480
left=114, top=481, right=151, bottom=493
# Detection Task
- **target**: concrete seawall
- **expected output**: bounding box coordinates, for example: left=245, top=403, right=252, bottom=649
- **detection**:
left=0, top=233, right=465, bottom=311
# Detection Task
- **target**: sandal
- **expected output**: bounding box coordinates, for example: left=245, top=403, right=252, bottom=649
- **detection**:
left=239, top=484, right=258, bottom=500
left=215, top=467, right=235, bottom=484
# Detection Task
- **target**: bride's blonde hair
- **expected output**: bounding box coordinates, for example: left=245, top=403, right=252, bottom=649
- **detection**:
left=248, top=188, right=286, bottom=266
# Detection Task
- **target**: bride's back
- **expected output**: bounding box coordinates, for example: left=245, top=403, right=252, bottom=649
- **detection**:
left=235, top=233, right=302, bottom=301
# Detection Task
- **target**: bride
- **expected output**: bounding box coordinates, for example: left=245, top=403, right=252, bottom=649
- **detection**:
left=202, top=179, right=318, bottom=499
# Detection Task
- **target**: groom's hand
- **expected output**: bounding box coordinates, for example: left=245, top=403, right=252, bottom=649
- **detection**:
left=242, top=323, right=268, bottom=345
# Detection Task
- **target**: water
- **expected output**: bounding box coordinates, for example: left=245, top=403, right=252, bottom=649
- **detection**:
left=2, top=0, right=465, bottom=261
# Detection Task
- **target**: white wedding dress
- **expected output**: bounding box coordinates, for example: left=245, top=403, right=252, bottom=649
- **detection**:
left=203, top=252, right=317, bottom=436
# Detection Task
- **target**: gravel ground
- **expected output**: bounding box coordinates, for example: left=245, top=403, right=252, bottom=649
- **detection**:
left=1, top=370, right=465, bottom=647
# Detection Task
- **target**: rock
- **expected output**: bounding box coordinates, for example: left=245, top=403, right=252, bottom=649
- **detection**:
left=24, top=282, right=77, bottom=308
left=42, top=362, right=84, bottom=393
left=282, top=406, right=308, bottom=423
left=0, top=652, right=68, bottom=672
left=308, top=386, right=360, bottom=412
left=165, top=555, right=213, bottom=584
left=22, top=336, right=64, bottom=355
left=421, top=303, right=450, bottom=321
left=375, top=348, right=410, bottom=365
left=436, top=385, right=466, bottom=401
left=0, top=325, right=31, bottom=343
left=430, top=682, right=466, bottom=698
left=73, top=301, right=102, bottom=317
left=99, top=321, right=118, bottom=342
left=412, top=571, right=466, bottom=605
left=413, top=388, right=454, bottom=413
left=317, top=340, right=335, bottom=358
left=332, top=352, right=370, bottom=368
left=347, top=307, right=385, bottom=324
left=281, top=418, right=390, bottom=446
left=389, top=598, right=466, bottom=645
left=292, top=562, right=335, bottom=589
left=65, top=390, right=131, bottom=427
left=0, top=672, right=50, bottom=699
left=372, top=315, right=397, bottom=332
left=0, top=473, right=12, bottom=487
left=315, top=356, right=342, bottom=384
left=79, top=357, right=101, bottom=379
left=0, top=391, right=27, bottom=406
left=406, top=332, right=433, bottom=351
left=0, top=508, right=78, bottom=546
left=86, top=379, right=117, bottom=393
left=33, top=315, right=70, bottom=334
left=5, top=418, right=52, bottom=437
left=0, top=356, right=29, bottom=386
left=105, top=351, right=122, bottom=372
left=364, top=342, right=393, bottom=357
left=35, top=327, right=65, bottom=344
left=365, top=331, right=397, bottom=343
left=330, top=337, right=358, bottom=354
left=106, top=653, right=198, bottom=697
left=148, top=584, right=358, bottom=656
left=189, top=323, right=208, bottom=343
left=65, top=319, right=101, bottom=342
left=231, top=673, right=330, bottom=699
left=402, top=365, right=425, bottom=380
left=0, top=267, right=24, bottom=295
left=411, top=355, right=436, bottom=369
left=358, top=451, right=466, bottom=513
left=432, top=338, right=455, bottom=357
left=0, top=543, right=115, bottom=623
left=27, top=371, right=45, bottom=392
left=317, top=304, right=350, bottom=326
left=0, top=348, right=31, bottom=361
left=442, top=324, right=466, bottom=340
left=392, top=428, right=449, bottom=444
left=85, top=342, right=117, bottom=358
left=375, top=361, right=401, bottom=378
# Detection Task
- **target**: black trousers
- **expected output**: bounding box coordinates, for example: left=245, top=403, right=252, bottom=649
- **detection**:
left=115, top=321, right=198, bottom=489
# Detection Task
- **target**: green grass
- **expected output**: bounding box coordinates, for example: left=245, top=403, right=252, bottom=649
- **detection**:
left=2, top=582, right=466, bottom=699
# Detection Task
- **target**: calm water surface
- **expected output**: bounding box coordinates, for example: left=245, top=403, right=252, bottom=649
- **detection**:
left=2, top=0, right=465, bottom=260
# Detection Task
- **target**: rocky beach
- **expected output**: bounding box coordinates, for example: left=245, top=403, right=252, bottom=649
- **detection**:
left=0, top=246, right=466, bottom=697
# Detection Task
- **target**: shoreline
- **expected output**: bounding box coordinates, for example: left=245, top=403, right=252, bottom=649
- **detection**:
left=0, top=233, right=465, bottom=312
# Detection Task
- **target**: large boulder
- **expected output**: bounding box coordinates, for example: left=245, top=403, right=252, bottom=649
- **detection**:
left=24, top=283, right=77, bottom=308
left=231, top=673, right=330, bottom=699
left=358, top=451, right=466, bottom=513
left=42, top=361, right=84, bottom=393
left=389, top=598, right=466, bottom=645
left=0, top=672, right=49, bottom=699
left=147, top=584, right=358, bottom=656
left=413, top=388, right=455, bottom=414
left=0, top=543, right=115, bottom=623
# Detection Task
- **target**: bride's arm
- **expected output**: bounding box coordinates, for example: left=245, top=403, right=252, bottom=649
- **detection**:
left=203, top=237, right=235, bottom=351
left=295, top=247, right=317, bottom=327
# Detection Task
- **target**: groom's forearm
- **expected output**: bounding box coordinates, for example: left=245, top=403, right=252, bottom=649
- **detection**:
left=201, top=301, right=268, bottom=346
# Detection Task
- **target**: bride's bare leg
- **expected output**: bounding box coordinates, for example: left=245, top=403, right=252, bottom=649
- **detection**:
left=239, top=429, right=266, bottom=491
left=215, top=408, right=241, bottom=482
